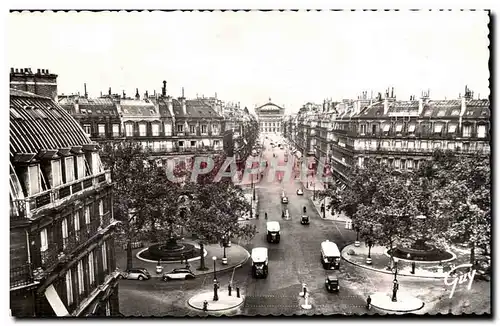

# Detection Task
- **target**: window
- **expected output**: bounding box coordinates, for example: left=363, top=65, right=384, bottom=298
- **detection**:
left=102, top=242, right=108, bottom=271
left=447, top=142, right=455, bottom=150
left=139, top=124, right=146, bottom=136
left=408, top=124, right=416, bottom=133
left=424, top=110, right=432, bottom=116
left=40, top=228, right=48, bottom=252
left=98, top=124, right=105, bottom=136
left=147, top=123, right=157, bottom=137
left=84, top=206, right=90, bottom=225
left=125, top=124, right=133, bottom=136
left=448, top=124, right=457, bottom=133
left=463, top=125, right=471, bottom=137
left=112, top=124, right=120, bottom=137
left=407, top=160, right=414, bottom=169
left=395, top=124, right=403, bottom=132
left=190, top=141, right=196, bottom=147
left=394, top=159, right=401, bottom=168
left=437, top=110, right=446, bottom=117
left=190, top=125, right=196, bottom=134
left=383, top=141, right=390, bottom=148
left=477, top=125, right=486, bottom=138
left=451, top=109, right=460, bottom=116
left=201, top=125, right=207, bottom=134
left=359, top=124, right=366, bottom=135
left=66, top=271, right=73, bottom=305
left=83, top=124, right=91, bottom=135
left=433, top=142, right=441, bottom=149
left=62, top=218, right=68, bottom=249
left=88, top=252, right=95, bottom=284
left=65, top=157, right=75, bottom=183
left=99, top=200, right=104, bottom=226
left=434, top=124, right=443, bottom=133
left=76, top=155, right=85, bottom=179
left=421, top=141, right=428, bottom=149
left=212, top=124, right=219, bottom=135
left=28, top=165, right=41, bottom=195
left=214, top=140, right=220, bottom=146
left=395, top=141, right=401, bottom=148
left=383, top=124, right=390, bottom=132
left=51, top=160, right=62, bottom=187
left=358, top=157, right=364, bottom=167
left=341, top=157, right=346, bottom=163
left=74, top=212, right=80, bottom=240
left=77, top=261, right=84, bottom=294
left=177, top=124, right=184, bottom=133
left=408, top=141, right=415, bottom=149
left=178, top=141, right=184, bottom=147
left=164, top=123, right=172, bottom=136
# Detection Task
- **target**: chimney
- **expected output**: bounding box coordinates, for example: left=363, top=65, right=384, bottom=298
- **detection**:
left=383, top=96, right=389, bottom=115
left=418, top=97, right=424, bottom=115
left=391, top=87, right=394, bottom=98
left=179, top=87, right=187, bottom=115
left=182, top=87, right=185, bottom=98
left=215, top=92, right=217, bottom=99
left=145, top=90, right=149, bottom=98
left=460, top=93, right=467, bottom=116
left=84, top=83, right=88, bottom=98
left=122, top=90, right=126, bottom=99
left=108, top=87, right=112, bottom=96
left=100, top=91, right=103, bottom=97
left=162, top=81, right=167, bottom=97
left=37, top=68, right=40, bottom=74
left=135, top=88, right=140, bottom=100
left=10, top=67, right=58, bottom=100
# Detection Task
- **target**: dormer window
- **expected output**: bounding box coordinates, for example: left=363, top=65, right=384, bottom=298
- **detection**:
left=51, top=160, right=63, bottom=188
left=408, top=124, right=416, bottom=133
left=64, top=157, right=75, bottom=183
left=177, top=124, right=184, bottom=133
left=152, top=124, right=160, bottom=136
left=125, top=124, right=133, bottom=137
left=451, top=109, right=460, bottom=115
left=433, top=124, right=443, bottom=133
left=424, top=110, right=432, bottom=116
left=466, top=111, right=474, bottom=116
left=395, top=124, right=403, bottom=132
left=139, top=124, right=147, bottom=136
left=448, top=124, right=457, bottom=133
left=383, top=124, right=391, bottom=132
left=437, top=110, right=446, bottom=117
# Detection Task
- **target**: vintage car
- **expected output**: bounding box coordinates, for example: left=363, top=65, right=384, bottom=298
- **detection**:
left=162, top=268, right=196, bottom=281
left=301, top=215, right=310, bottom=225
left=281, top=191, right=289, bottom=204
left=296, top=188, right=304, bottom=195
left=325, top=275, right=339, bottom=292
left=119, top=268, right=151, bottom=281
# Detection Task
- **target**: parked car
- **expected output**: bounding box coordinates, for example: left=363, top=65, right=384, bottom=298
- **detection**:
left=163, top=268, right=196, bottom=281
left=281, top=192, right=289, bottom=204
left=119, top=268, right=151, bottom=281
left=296, top=188, right=304, bottom=195
left=301, top=215, right=310, bottom=225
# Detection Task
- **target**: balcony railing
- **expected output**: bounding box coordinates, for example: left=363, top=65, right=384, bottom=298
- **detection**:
left=11, top=171, right=111, bottom=221
left=62, top=219, right=102, bottom=255
left=10, top=263, right=34, bottom=289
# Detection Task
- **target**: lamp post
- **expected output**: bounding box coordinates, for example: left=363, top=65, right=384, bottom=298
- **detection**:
left=313, top=181, right=316, bottom=200
left=252, top=173, right=256, bottom=200
left=212, top=256, right=217, bottom=282
left=366, top=239, right=373, bottom=265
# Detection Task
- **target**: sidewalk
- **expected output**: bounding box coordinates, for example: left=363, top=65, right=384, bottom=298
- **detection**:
left=188, top=291, right=244, bottom=312
left=370, top=291, right=424, bottom=313
left=239, top=191, right=259, bottom=220
left=310, top=197, right=351, bottom=222
left=115, top=239, right=250, bottom=278
left=341, top=242, right=470, bottom=279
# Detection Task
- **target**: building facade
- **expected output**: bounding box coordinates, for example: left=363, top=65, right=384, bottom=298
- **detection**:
left=10, top=69, right=120, bottom=317
left=255, top=100, right=285, bottom=134
left=284, top=87, right=491, bottom=187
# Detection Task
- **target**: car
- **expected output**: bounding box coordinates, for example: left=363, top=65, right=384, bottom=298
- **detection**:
left=163, top=268, right=196, bottom=281
left=296, top=188, right=304, bottom=195
left=119, top=268, right=151, bottom=281
left=301, top=215, right=310, bottom=225
left=281, top=192, right=289, bottom=204
left=325, top=275, right=339, bottom=292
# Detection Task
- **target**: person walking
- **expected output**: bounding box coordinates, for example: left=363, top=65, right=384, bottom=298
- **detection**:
left=265, top=212, right=268, bottom=220
left=366, top=295, right=372, bottom=310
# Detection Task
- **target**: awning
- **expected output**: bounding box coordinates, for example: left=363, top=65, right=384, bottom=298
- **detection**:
left=408, top=124, right=416, bottom=132
left=434, top=124, right=443, bottom=133
left=395, top=124, right=403, bottom=132
left=44, top=285, right=69, bottom=317
left=383, top=124, right=390, bottom=132
left=448, top=124, right=457, bottom=133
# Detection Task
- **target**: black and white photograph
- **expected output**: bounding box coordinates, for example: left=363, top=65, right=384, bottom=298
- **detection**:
left=7, top=7, right=492, bottom=318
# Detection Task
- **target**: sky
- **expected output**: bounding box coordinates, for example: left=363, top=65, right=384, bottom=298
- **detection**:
left=7, top=10, right=490, bottom=114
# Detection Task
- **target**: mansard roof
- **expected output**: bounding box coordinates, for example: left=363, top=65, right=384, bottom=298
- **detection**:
left=10, top=89, right=92, bottom=158
left=58, top=96, right=119, bottom=117
left=171, top=98, right=222, bottom=119
left=120, top=99, right=159, bottom=118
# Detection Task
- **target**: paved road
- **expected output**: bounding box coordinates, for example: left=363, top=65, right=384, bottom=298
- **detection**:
left=118, top=134, right=490, bottom=316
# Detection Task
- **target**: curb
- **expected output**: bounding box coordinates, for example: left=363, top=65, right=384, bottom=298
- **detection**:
left=187, top=295, right=245, bottom=312
left=193, top=248, right=251, bottom=277
left=371, top=301, right=425, bottom=313
left=341, top=244, right=450, bottom=280
left=309, top=198, right=352, bottom=223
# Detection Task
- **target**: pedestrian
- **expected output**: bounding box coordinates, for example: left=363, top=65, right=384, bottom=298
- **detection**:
left=282, top=210, right=285, bottom=218
left=366, top=295, right=372, bottom=310
left=265, top=212, right=268, bottom=220
left=321, top=203, right=325, bottom=213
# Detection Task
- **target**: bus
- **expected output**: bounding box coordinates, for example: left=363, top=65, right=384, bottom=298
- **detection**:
left=251, top=247, right=269, bottom=278
left=321, top=240, right=341, bottom=270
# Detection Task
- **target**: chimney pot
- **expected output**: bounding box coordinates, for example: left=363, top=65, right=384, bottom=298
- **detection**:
left=109, top=87, right=112, bottom=96
left=15, top=68, right=18, bottom=73
left=10, top=68, right=14, bottom=73
left=37, top=68, right=41, bottom=74
left=46, top=69, right=49, bottom=74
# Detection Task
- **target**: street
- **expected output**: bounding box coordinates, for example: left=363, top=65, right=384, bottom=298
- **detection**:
left=118, top=134, right=490, bottom=316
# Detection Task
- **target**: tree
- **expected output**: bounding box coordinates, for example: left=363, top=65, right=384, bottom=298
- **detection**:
left=184, top=177, right=256, bottom=271
left=100, top=141, right=152, bottom=270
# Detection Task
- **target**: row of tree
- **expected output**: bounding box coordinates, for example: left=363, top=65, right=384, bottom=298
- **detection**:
left=320, top=149, right=491, bottom=265
left=101, top=141, right=257, bottom=270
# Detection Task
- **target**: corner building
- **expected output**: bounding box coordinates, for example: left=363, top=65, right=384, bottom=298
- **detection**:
left=10, top=68, right=120, bottom=317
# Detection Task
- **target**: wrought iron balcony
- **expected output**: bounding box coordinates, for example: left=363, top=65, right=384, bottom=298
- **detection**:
left=11, top=171, right=111, bottom=221
left=10, top=263, right=34, bottom=289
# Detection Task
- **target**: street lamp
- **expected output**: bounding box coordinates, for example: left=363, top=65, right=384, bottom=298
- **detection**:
left=212, top=256, right=217, bottom=282
left=392, top=257, right=399, bottom=302
left=212, top=256, right=219, bottom=301
left=313, top=181, right=316, bottom=200
left=366, top=239, right=373, bottom=265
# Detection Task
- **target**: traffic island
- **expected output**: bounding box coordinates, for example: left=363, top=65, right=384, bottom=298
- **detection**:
left=188, top=292, right=244, bottom=312
left=370, top=292, right=424, bottom=313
